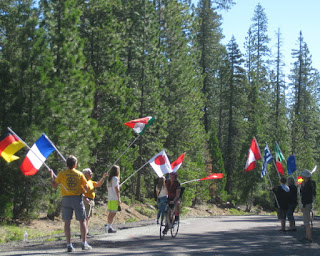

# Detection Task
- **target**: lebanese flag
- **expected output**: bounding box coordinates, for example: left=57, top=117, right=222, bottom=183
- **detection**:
left=20, top=134, right=55, bottom=176
left=148, top=149, right=172, bottom=177
left=200, top=173, right=223, bottom=180
left=171, top=153, right=185, bottom=172
left=124, top=116, right=155, bottom=135
left=245, top=137, right=262, bottom=172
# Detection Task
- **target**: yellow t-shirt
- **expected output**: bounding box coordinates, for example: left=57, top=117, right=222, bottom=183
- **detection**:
left=55, top=168, right=88, bottom=197
left=83, top=179, right=97, bottom=199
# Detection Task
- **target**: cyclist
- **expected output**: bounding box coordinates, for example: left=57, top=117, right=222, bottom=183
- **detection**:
left=166, top=172, right=181, bottom=222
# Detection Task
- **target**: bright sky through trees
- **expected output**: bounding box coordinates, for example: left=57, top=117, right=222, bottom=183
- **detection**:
left=192, top=0, right=320, bottom=75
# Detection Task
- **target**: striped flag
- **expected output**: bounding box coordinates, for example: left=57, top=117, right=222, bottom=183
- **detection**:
left=20, top=134, right=55, bottom=176
left=124, top=116, right=155, bottom=135
left=261, top=143, right=273, bottom=178
left=0, top=131, right=25, bottom=162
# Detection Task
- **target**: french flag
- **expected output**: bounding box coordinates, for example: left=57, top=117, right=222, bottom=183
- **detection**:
left=20, top=134, right=55, bottom=176
left=171, top=153, right=185, bottom=173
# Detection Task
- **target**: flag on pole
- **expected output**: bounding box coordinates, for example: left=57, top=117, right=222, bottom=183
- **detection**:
left=0, top=131, right=25, bottom=162
left=287, top=154, right=296, bottom=175
left=124, top=116, right=155, bottom=135
left=171, top=153, right=185, bottom=172
left=261, top=143, right=273, bottom=178
left=200, top=173, right=223, bottom=180
left=148, top=149, right=172, bottom=177
left=20, top=134, right=55, bottom=176
left=245, top=137, right=262, bottom=172
left=275, top=142, right=285, bottom=175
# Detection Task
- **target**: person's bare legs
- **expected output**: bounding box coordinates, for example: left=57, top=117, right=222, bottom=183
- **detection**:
left=280, top=219, right=286, bottom=231
left=80, top=220, right=87, bottom=243
left=108, top=212, right=116, bottom=224
left=64, top=220, right=71, bottom=244
left=306, top=224, right=312, bottom=240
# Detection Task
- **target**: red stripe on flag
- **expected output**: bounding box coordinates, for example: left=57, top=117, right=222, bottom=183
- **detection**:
left=0, top=134, right=20, bottom=154
left=20, top=157, right=38, bottom=176
left=276, top=161, right=284, bottom=175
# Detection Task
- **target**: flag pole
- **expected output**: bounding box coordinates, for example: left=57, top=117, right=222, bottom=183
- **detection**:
left=181, top=179, right=200, bottom=185
left=120, top=160, right=148, bottom=186
left=8, top=128, right=68, bottom=191
left=266, top=172, right=280, bottom=208
left=107, top=135, right=140, bottom=173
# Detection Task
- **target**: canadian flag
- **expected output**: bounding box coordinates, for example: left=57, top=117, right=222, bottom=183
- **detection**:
left=171, top=153, right=185, bottom=172
left=245, top=137, right=262, bottom=172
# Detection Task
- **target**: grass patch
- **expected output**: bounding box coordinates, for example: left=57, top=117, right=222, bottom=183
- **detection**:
left=134, top=206, right=156, bottom=218
left=0, top=225, right=63, bottom=244
left=125, top=217, right=137, bottom=223
left=228, top=208, right=248, bottom=216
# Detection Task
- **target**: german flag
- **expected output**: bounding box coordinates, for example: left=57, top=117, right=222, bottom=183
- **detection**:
left=0, top=131, right=25, bottom=162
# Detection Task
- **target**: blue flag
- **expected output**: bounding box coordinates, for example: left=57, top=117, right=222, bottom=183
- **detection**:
left=287, top=155, right=296, bottom=175
left=261, top=144, right=273, bottom=178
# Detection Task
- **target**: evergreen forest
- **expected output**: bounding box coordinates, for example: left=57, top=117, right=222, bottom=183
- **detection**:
left=1, top=0, right=320, bottom=222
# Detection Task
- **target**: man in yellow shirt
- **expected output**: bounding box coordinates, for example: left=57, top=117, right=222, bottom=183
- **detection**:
left=49, top=155, right=91, bottom=252
left=82, top=168, right=107, bottom=236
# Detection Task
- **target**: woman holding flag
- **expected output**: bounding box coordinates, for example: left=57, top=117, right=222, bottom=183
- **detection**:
left=106, top=165, right=121, bottom=233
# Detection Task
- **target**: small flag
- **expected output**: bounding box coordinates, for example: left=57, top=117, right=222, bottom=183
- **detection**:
left=200, top=173, right=223, bottom=180
left=171, top=153, right=185, bottom=172
left=287, top=154, right=296, bottom=175
left=124, top=116, right=155, bottom=135
left=245, top=137, right=262, bottom=172
left=148, top=149, right=172, bottom=177
left=297, top=176, right=303, bottom=184
left=20, top=134, right=55, bottom=176
left=0, top=131, right=25, bottom=162
left=261, top=143, right=273, bottom=178
left=275, top=142, right=285, bottom=175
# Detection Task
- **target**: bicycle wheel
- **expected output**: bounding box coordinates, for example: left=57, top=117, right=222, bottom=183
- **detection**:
left=171, top=216, right=179, bottom=238
left=159, top=212, right=166, bottom=240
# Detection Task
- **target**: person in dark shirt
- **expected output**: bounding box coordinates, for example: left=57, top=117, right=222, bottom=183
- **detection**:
left=272, top=177, right=290, bottom=232
left=165, top=172, right=181, bottom=221
left=287, top=177, right=297, bottom=231
left=299, top=169, right=315, bottom=243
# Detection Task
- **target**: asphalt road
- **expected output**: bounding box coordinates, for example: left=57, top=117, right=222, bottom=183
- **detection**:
left=1, top=215, right=319, bottom=256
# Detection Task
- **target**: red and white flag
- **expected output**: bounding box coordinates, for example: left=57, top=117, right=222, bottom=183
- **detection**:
left=148, top=149, right=172, bottom=177
left=124, top=116, right=155, bottom=135
left=245, top=137, right=261, bottom=172
left=171, top=153, right=185, bottom=172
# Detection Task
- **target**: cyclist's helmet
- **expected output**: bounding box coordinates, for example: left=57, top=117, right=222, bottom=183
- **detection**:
left=170, top=172, right=178, bottom=177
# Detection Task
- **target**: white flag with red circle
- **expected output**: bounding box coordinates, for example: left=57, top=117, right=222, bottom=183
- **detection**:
left=148, top=149, right=172, bottom=177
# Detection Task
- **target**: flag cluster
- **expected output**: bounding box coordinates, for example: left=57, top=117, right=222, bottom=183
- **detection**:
left=0, top=130, right=56, bottom=176
left=245, top=137, right=294, bottom=177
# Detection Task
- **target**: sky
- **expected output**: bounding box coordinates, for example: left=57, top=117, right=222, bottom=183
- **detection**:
left=192, top=0, right=320, bottom=76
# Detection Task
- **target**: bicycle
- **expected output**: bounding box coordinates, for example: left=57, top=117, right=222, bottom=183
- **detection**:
left=159, top=202, right=179, bottom=239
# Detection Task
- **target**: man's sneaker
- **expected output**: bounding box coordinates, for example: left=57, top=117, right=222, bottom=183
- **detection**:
left=67, top=244, right=75, bottom=252
left=175, top=215, right=179, bottom=221
left=82, top=242, right=92, bottom=250
left=108, top=228, right=117, bottom=233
